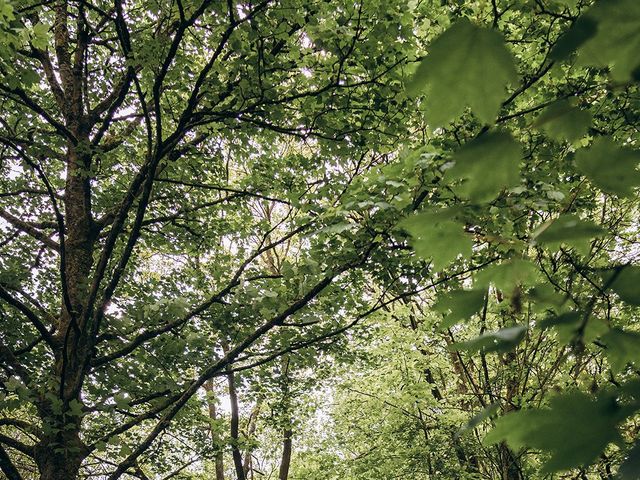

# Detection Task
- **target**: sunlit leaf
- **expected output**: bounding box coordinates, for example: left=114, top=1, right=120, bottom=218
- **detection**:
left=401, top=210, right=473, bottom=270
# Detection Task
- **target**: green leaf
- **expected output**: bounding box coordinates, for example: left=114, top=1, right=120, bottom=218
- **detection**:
left=433, top=288, right=486, bottom=330
left=401, top=210, right=472, bottom=270
left=538, top=312, right=607, bottom=345
left=574, top=137, right=640, bottom=197
left=532, top=214, right=605, bottom=253
left=456, top=402, right=500, bottom=438
left=444, top=131, right=522, bottom=203
left=602, top=266, right=640, bottom=306
left=619, top=441, right=640, bottom=480
left=114, top=393, right=130, bottom=410
left=68, top=399, right=84, bottom=417
left=574, top=0, right=640, bottom=81
left=409, top=18, right=517, bottom=126
left=601, top=328, right=640, bottom=374
left=485, top=391, right=624, bottom=473
left=538, top=311, right=582, bottom=344
left=452, top=325, right=527, bottom=354
left=533, top=100, right=592, bottom=142
left=474, top=259, right=540, bottom=291
left=31, top=22, right=50, bottom=50
left=550, top=16, right=597, bottom=61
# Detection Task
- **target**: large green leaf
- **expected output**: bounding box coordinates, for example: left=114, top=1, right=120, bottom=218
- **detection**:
left=538, top=311, right=607, bottom=345
left=619, top=441, right=640, bottom=480
left=550, top=16, right=597, bottom=61
left=456, top=402, right=500, bottom=438
left=485, top=391, right=625, bottom=473
left=574, top=137, right=640, bottom=197
left=533, top=100, right=592, bottom=142
left=601, top=328, right=640, bottom=373
left=433, top=288, right=486, bottom=330
left=532, top=214, right=605, bottom=253
left=474, top=259, right=540, bottom=291
left=401, top=210, right=473, bottom=270
left=452, top=325, right=527, bottom=354
left=409, top=18, right=517, bottom=126
left=575, top=0, right=640, bottom=81
left=444, top=131, right=522, bottom=203
left=602, top=266, right=640, bottom=306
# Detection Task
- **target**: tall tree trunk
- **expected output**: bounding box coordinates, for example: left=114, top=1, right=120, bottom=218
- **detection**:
left=278, top=356, right=293, bottom=480
left=278, top=427, right=293, bottom=480
left=227, top=369, right=246, bottom=480
left=205, top=380, right=225, bottom=480
left=34, top=2, right=94, bottom=478
left=242, top=401, right=261, bottom=478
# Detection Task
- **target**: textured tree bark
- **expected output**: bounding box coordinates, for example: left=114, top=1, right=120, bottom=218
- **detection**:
left=33, top=3, right=94, bottom=478
left=278, top=427, right=293, bottom=480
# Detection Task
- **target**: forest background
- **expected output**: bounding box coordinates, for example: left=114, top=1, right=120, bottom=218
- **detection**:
left=0, top=0, right=640, bottom=479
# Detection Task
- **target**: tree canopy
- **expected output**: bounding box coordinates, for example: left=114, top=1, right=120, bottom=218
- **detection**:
left=0, top=0, right=639, bottom=479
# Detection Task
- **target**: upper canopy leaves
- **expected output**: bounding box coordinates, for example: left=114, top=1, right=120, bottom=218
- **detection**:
left=408, top=18, right=517, bottom=126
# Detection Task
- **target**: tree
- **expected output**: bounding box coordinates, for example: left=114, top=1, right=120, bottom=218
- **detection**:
left=0, top=0, right=410, bottom=478
left=2, top=0, right=640, bottom=478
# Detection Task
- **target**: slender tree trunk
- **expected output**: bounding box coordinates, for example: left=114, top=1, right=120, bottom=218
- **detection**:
left=277, top=355, right=293, bottom=480
left=227, top=369, right=246, bottom=480
left=278, top=427, right=293, bottom=480
left=242, top=401, right=261, bottom=478
left=205, top=380, right=225, bottom=480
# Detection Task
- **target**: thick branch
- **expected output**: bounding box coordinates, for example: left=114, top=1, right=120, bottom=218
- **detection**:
left=0, top=444, right=23, bottom=480
left=0, top=209, right=59, bottom=251
left=0, top=285, right=56, bottom=348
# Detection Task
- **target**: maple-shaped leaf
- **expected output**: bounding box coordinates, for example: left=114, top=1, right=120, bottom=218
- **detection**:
left=533, top=100, right=592, bottom=142
left=575, top=0, right=640, bottom=82
left=574, top=137, right=640, bottom=197
left=400, top=209, right=472, bottom=270
left=485, top=391, right=627, bottom=473
left=444, top=131, right=522, bottom=203
left=408, top=18, right=518, bottom=126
